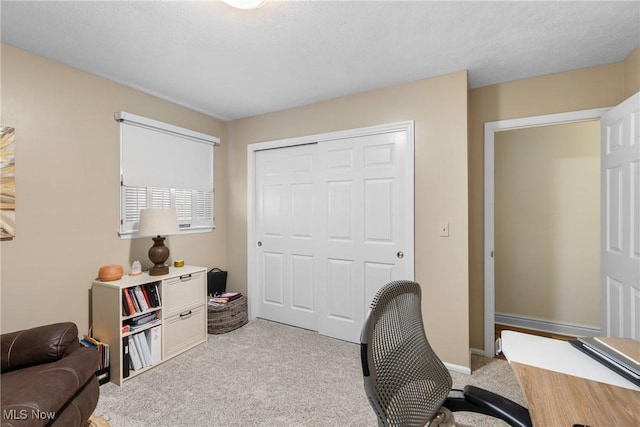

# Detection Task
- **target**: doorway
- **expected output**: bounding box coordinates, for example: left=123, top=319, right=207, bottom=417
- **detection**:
left=483, top=108, right=608, bottom=357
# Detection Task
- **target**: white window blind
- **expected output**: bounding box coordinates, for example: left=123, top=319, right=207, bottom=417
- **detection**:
left=117, top=112, right=219, bottom=237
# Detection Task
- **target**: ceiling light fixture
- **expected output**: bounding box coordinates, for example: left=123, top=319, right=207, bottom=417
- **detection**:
left=223, top=0, right=267, bottom=10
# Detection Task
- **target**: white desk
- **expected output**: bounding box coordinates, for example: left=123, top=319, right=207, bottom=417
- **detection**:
left=501, top=331, right=640, bottom=426
left=501, top=330, right=639, bottom=391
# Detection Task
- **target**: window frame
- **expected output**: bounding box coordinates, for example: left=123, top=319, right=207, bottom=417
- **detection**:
left=116, top=111, right=219, bottom=238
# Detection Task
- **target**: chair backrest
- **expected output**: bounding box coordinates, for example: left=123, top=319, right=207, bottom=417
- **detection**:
left=360, top=280, right=453, bottom=426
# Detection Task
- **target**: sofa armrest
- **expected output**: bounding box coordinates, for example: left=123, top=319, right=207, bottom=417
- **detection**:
left=1, top=322, right=81, bottom=373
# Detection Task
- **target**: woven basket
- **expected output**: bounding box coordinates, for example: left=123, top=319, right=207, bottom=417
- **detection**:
left=207, top=295, right=248, bottom=334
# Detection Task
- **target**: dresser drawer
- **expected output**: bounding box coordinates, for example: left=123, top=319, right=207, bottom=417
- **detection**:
left=163, top=271, right=205, bottom=317
left=163, top=305, right=206, bottom=359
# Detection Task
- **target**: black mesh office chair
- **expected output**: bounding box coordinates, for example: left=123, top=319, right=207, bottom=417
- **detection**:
left=360, top=280, right=532, bottom=427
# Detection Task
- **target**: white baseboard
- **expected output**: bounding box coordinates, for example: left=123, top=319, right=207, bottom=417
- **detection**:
left=495, top=312, right=601, bottom=337
left=470, top=347, right=485, bottom=356
left=444, top=361, right=471, bottom=375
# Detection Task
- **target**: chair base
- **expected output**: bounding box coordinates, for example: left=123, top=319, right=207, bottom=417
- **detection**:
left=428, top=407, right=456, bottom=427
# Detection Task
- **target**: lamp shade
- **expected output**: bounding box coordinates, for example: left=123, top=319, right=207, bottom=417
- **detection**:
left=138, top=208, right=180, bottom=237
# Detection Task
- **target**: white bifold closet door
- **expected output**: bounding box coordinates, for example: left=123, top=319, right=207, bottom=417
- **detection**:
left=254, top=130, right=412, bottom=343
left=255, top=143, right=321, bottom=332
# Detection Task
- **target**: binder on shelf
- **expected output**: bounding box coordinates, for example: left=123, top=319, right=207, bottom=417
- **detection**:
left=128, top=336, right=143, bottom=371
left=132, top=333, right=147, bottom=368
left=122, top=336, right=130, bottom=378
left=146, top=325, right=162, bottom=365
left=134, top=332, right=152, bottom=367
left=137, top=333, right=149, bottom=368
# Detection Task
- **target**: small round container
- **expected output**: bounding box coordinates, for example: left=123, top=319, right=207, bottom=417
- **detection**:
left=98, top=264, right=124, bottom=282
left=174, top=260, right=185, bottom=268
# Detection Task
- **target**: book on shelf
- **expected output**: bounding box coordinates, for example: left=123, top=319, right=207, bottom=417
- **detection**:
left=145, top=282, right=161, bottom=307
left=154, top=282, right=162, bottom=306
left=123, top=312, right=160, bottom=333
left=129, top=312, right=156, bottom=326
left=122, top=298, right=130, bottom=316
left=128, top=288, right=141, bottom=312
left=141, top=285, right=152, bottom=308
left=123, top=289, right=137, bottom=315
left=80, top=335, right=110, bottom=371
left=134, top=286, right=149, bottom=311
left=126, top=318, right=161, bottom=332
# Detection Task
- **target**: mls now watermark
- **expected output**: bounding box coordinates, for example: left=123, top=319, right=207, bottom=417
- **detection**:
left=3, top=409, right=56, bottom=421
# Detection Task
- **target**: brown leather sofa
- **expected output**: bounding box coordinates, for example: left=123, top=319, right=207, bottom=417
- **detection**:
left=1, top=322, right=100, bottom=427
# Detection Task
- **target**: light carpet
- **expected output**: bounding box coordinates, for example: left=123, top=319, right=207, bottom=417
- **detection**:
left=95, top=319, right=525, bottom=426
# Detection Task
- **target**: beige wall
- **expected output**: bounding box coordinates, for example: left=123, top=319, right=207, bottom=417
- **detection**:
left=468, top=61, right=631, bottom=350
left=227, top=72, right=471, bottom=368
left=0, top=45, right=228, bottom=335
left=624, top=45, right=640, bottom=99
left=494, top=121, right=600, bottom=327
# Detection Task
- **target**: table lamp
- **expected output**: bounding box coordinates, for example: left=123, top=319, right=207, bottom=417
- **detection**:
left=138, top=208, right=180, bottom=276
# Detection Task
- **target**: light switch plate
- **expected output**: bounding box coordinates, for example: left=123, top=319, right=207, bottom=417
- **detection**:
left=439, top=222, right=449, bottom=237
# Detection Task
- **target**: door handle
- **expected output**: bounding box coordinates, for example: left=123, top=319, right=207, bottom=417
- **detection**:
left=397, top=251, right=404, bottom=259
left=257, top=241, right=262, bottom=247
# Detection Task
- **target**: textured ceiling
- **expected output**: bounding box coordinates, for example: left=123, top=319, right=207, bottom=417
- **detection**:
left=1, top=1, right=639, bottom=120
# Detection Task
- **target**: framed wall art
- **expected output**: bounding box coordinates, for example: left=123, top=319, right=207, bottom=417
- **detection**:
left=1, top=126, right=15, bottom=240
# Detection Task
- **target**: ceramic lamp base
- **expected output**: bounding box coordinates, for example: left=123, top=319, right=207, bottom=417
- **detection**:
left=148, top=236, right=170, bottom=276
left=149, top=265, right=169, bottom=276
